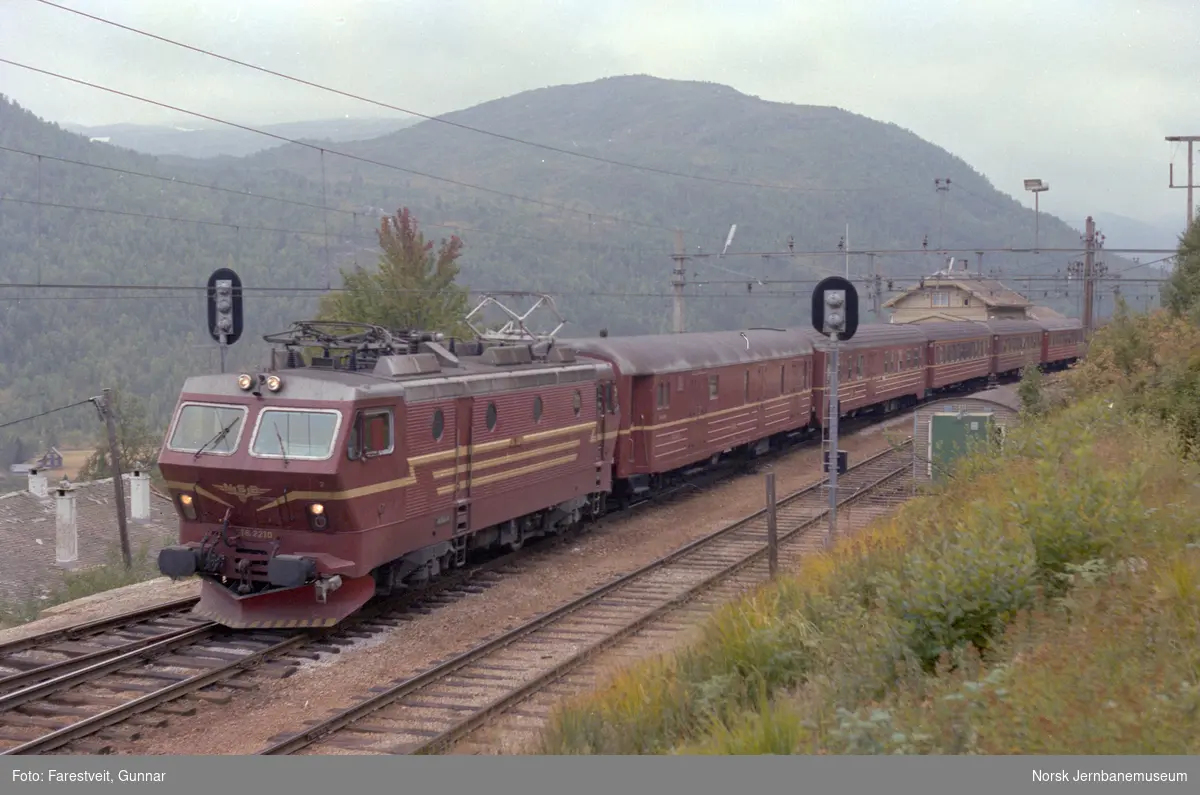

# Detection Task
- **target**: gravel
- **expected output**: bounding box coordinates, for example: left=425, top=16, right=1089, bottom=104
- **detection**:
left=29, top=416, right=911, bottom=755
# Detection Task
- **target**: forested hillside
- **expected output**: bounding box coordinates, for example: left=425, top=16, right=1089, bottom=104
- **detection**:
left=61, top=117, right=418, bottom=159
left=0, top=75, right=1144, bottom=454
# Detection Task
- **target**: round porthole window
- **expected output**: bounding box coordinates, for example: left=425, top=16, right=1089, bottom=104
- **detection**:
left=486, top=402, right=497, bottom=431
left=572, top=390, right=581, bottom=417
left=432, top=409, right=444, bottom=441
left=533, top=396, right=543, bottom=423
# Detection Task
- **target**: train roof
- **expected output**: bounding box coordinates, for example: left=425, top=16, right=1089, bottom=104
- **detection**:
left=564, top=328, right=814, bottom=376
left=912, top=321, right=993, bottom=342
left=178, top=341, right=613, bottom=404
left=983, top=319, right=1046, bottom=335
left=1033, top=316, right=1083, bottom=331
left=801, top=324, right=927, bottom=351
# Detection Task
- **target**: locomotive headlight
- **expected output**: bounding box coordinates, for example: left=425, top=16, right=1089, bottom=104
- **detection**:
left=236, top=373, right=254, bottom=390
left=178, top=492, right=198, bottom=520
left=265, top=374, right=283, bottom=392
left=307, top=502, right=328, bottom=531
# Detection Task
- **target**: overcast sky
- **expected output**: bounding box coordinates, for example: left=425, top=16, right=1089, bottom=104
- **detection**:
left=1, top=0, right=1197, bottom=236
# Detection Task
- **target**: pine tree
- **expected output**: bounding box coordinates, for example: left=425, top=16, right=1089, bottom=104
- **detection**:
left=1160, top=216, right=1200, bottom=317
left=1017, top=362, right=1044, bottom=417
left=317, top=208, right=471, bottom=337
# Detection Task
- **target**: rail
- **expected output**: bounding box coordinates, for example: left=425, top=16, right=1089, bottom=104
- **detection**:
left=257, top=441, right=913, bottom=755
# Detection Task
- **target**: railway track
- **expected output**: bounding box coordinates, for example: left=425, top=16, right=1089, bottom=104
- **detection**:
left=0, top=400, right=935, bottom=756
left=0, top=597, right=204, bottom=698
left=0, top=552, right=545, bottom=756
left=256, top=440, right=915, bottom=756
left=0, top=407, right=906, bottom=756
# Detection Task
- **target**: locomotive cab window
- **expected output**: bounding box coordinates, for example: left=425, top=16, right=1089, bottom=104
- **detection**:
left=251, top=408, right=341, bottom=460
left=167, top=403, right=247, bottom=455
left=348, top=408, right=394, bottom=460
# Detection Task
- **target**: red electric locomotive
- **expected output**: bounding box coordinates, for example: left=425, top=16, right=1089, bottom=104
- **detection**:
left=157, top=321, right=617, bottom=628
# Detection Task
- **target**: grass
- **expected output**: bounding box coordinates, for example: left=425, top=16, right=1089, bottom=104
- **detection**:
left=0, top=542, right=163, bottom=630
left=534, top=324, right=1200, bottom=754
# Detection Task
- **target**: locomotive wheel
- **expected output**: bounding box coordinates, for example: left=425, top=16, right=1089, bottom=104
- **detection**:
left=507, top=527, right=525, bottom=551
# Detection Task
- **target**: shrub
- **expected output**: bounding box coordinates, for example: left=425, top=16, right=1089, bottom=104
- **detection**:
left=539, top=310, right=1200, bottom=755
left=874, top=500, right=1037, bottom=671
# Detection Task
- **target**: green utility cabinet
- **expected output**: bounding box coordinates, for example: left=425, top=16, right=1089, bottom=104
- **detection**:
left=928, top=410, right=996, bottom=483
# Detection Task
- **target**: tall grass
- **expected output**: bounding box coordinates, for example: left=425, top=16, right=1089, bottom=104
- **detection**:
left=536, top=379, right=1200, bottom=753
left=0, top=542, right=162, bottom=629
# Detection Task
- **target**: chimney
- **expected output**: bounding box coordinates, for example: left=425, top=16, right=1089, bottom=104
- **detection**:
left=28, top=468, right=48, bottom=498
left=130, top=469, right=151, bottom=522
left=55, top=482, right=78, bottom=567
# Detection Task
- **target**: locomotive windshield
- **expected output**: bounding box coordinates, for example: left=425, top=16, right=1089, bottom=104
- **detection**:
left=167, top=403, right=247, bottom=454
left=251, top=408, right=342, bottom=460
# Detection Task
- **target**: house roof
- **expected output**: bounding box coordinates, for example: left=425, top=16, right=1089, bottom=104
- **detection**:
left=1026, top=305, right=1067, bottom=321
left=0, top=475, right=178, bottom=607
left=884, top=272, right=1032, bottom=309
left=967, top=384, right=1024, bottom=413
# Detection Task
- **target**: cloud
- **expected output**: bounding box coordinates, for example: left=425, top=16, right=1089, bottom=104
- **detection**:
left=1, top=0, right=1196, bottom=232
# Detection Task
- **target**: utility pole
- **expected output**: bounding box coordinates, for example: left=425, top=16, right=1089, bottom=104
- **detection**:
left=867, top=253, right=883, bottom=321
left=1082, top=216, right=1105, bottom=338
left=1166, top=136, right=1199, bottom=230
left=765, top=471, right=778, bottom=579
left=672, top=230, right=686, bottom=333
left=844, top=224, right=850, bottom=277
left=934, top=178, right=952, bottom=251
left=94, top=389, right=132, bottom=569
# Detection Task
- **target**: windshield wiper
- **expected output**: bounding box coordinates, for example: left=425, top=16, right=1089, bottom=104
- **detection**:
left=273, top=422, right=289, bottom=468
left=193, top=416, right=241, bottom=459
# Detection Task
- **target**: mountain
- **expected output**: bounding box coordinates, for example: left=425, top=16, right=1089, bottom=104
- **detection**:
left=59, top=118, right=419, bottom=159
left=1089, top=210, right=1182, bottom=256
left=0, top=75, right=1154, bottom=447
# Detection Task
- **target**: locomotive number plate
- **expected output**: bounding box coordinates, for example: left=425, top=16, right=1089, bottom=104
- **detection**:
left=240, top=528, right=276, bottom=540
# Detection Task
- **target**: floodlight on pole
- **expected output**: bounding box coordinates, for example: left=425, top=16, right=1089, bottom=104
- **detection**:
left=1024, top=179, right=1050, bottom=252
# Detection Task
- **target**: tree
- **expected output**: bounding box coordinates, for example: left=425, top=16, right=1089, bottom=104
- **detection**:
left=1017, top=362, right=1045, bottom=417
left=317, top=208, right=471, bottom=337
left=1160, top=216, right=1200, bottom=317
left=78, top=388, right=163, bottom=483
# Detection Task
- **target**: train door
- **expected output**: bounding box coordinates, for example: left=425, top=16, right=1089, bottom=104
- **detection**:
left=451, top=396, right=473, bottom=563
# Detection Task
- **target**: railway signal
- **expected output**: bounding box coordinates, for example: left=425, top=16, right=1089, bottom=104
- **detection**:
left=206, top=267, right=243, bottom=373
left=811, top=276, right=858, bottom=549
